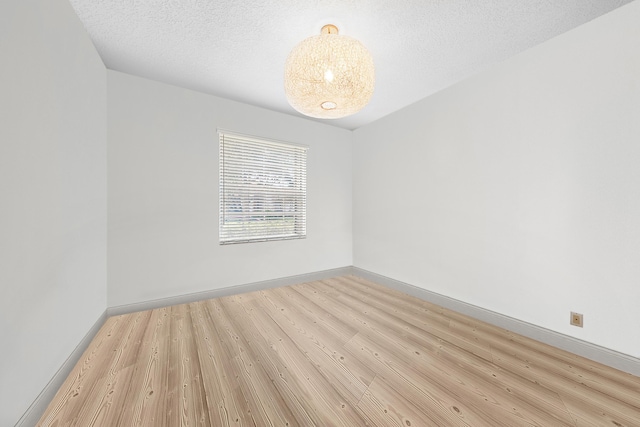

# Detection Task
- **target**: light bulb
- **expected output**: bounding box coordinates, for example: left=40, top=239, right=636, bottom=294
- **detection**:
left=324, top=69, right=334, bottom=83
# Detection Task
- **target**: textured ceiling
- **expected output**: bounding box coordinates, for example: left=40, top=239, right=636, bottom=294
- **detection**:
left=68, top=0, right=633, bottom=130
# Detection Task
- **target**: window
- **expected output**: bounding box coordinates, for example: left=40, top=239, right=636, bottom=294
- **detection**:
left=219, top=131, right=308, bottom=244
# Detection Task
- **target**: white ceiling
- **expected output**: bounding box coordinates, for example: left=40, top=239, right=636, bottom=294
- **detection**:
left=68, top=0, right=633, bottom=130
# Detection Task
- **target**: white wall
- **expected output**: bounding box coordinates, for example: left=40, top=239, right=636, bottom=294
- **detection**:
left=0, top=0, right=107, bottom=424
left=353, top=1, right=640, bottom=358
left=107, top=71, right=352, bottom=307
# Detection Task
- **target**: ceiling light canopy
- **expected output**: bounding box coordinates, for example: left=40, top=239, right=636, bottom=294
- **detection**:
left=284, top=24, right=375, bottom=119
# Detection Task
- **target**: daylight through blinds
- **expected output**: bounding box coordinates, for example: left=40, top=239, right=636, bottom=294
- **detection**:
left=219, top=131, right=308, bottom=244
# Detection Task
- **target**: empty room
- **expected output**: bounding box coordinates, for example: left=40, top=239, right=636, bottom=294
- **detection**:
left=2, top=0, right=639, bottom=425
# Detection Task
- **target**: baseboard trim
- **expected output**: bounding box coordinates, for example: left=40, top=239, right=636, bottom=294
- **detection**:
left=15, top=310, right=108, bottom=427
left=107, top=266, right=354, bottom=317
left=351, top=267, right=640, bottom=377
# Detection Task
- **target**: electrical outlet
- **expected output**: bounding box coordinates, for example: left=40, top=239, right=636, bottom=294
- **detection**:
left=570, top=312, right=583, bottom=328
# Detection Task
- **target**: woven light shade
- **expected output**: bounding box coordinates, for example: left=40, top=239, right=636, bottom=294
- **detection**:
left=284, top=24, right=375, bottom=119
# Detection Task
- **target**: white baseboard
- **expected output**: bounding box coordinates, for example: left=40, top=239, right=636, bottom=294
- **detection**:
left=107, top=266, right=354, bottom=317
left=351, top=267, right=640, bottom=377
left=15, top=311, right=108, bottom=427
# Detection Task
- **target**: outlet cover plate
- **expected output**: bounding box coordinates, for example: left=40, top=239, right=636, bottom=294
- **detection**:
left=570, top=312, right=584, bottom=327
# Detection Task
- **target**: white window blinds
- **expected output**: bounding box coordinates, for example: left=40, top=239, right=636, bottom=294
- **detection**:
left=219, top=131, right=308, bottom=244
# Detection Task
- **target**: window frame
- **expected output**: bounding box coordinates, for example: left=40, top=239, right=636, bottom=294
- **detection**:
left=218, top=130, right=308, bottom=245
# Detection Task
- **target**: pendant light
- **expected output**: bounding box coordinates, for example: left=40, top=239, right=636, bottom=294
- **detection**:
left=284, top=24, right=375, bottom=119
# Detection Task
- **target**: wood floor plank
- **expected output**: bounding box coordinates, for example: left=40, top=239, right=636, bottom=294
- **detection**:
left=118, top=307, right=174, bottom=426
left=339, top=275, right=453, bottom=329
left=357, top=375, right=455, bottom=427
left=296, top=280, right=576, bottom=425
left=492, top=345, right=640, bottom=427
left=322, top=277, right=495, bottom=361
left=178, top=303, right=211, bottom=426
left=188, top=301, right=250, bottom=426
left=281, top=283, right=362, bottom=344
left=350, top=276, right=640, bottom=410
left=38, top=275, right=640, bottom=426
left=72, top=310, right=151, bottom=426
left=204, top=298, right=303, bottom=426
left=36, top=315, right=129, bottom=426
left=340, top=300, right=578, bottom=425
left=220, top=294, right=371, bottom=426
left=296, top=283, right=500, bottom=425
left=253, top=288, right=375, bottom=406
left=344, top=332, right=482, bottom=426
left=449, top=317, right=640, bottom=410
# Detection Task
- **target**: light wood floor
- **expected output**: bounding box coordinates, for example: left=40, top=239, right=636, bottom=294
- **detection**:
left=39, top=276, right=640, bottom=426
